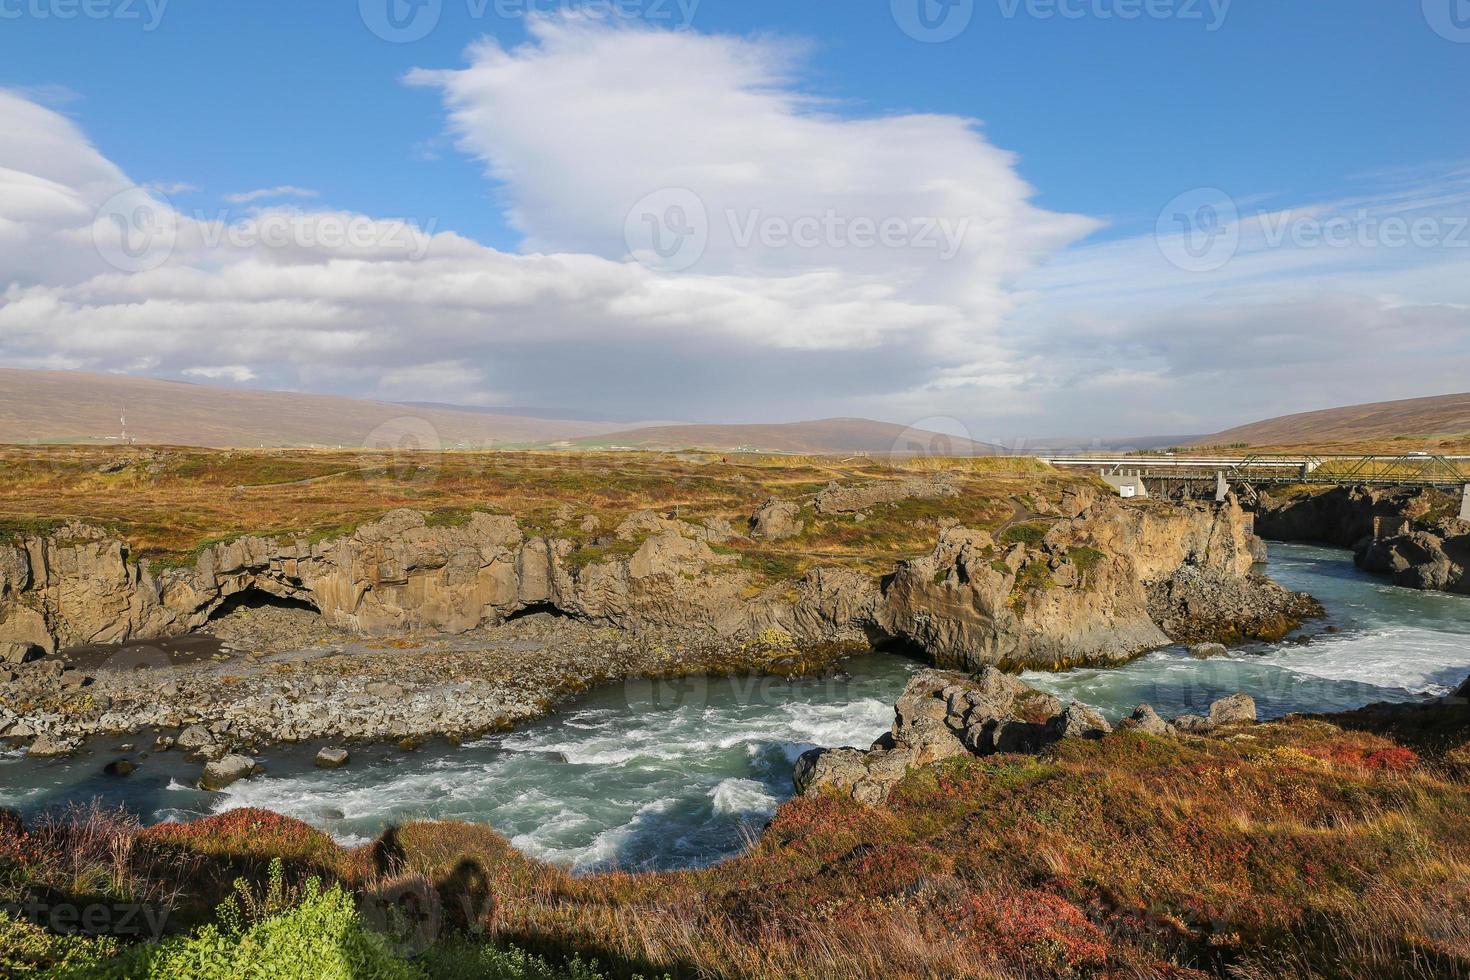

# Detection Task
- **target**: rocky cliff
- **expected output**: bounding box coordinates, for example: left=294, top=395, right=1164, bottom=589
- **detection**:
left=1254, top=485, right=1444, bottom=548
left=875, top=489, right=1312, bottom=669
left=0, top=488, right=1314, bottom=670
left=1358, top=519, right=1470, bottom=594
left=0, top=510, right=785, bottom=654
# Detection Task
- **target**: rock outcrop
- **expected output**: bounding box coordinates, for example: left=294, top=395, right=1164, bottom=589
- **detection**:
left=1254, top=486, right=1446, bottom=549
left=813, top=472, right=961, bottom=514
left=877, top=494, right=1305, bottom=670
left=796, top=668, right=1257, bottom=805
left=0, top=511, right=779, bottom=652
left=1, top=491, right=1313, bottom=674
left=749, top=499, right=804, bottom=541
left=1357, top=519, right=1470, bottom=595
left=1147, top=565, right=1325, bottom=644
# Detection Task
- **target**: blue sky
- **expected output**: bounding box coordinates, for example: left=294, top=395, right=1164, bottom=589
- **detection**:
left=2, top=1, right=1469, bottom=438
left=7, top=1, right=1466, bottom=246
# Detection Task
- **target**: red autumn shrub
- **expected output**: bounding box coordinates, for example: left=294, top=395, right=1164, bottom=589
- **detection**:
left=965, top=888, right=1112, bottom=971
left=137, top=808, right=344, bottom=871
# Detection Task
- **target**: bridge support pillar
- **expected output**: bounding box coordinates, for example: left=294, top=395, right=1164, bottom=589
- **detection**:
left=1100, top=470, right=1148, bottom=499
left=1215, top=471, right=1229, bottom=502
left=1461, top=484, right=1470, bottom=522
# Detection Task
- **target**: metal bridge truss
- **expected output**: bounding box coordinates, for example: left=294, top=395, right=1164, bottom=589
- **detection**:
left=1135, top=453, right=1470, bottom=504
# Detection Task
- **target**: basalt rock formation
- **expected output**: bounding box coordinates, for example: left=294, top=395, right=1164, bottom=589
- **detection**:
left=876, top=490, right=1309, bottom=670
left=0, top=511, right=776, bottom=653
left=1254, top=485, right=1469, bottom=596
left=0, top=489, right=1314, bottom=671
left=1358, top=518, right=1470, bottom=595
left=1254, top=485, right=1447, bottom=549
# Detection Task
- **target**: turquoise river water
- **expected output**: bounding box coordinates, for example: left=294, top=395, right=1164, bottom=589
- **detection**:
left=2, top=543, right=1466, bottom=872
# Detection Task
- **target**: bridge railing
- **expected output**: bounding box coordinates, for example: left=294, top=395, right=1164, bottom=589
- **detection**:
left=1040, top=453, right=1470, bottom=489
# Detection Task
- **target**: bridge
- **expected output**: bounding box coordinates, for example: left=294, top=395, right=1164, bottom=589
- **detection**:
left=1035, top=452, right=1470, bottom=515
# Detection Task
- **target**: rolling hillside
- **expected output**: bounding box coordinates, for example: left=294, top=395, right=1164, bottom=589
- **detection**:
left=1201, top=392, right=1470, bottom=451
left=573, top=418, right=1001, bottom=455
left=0, top=370, right=995, bottom=456
left=0, top=369, right=620, bottom=448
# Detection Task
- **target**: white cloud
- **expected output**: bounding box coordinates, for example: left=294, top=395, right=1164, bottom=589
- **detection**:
left=182, top=364, right=256, bottom=382
left=222, top=185, right=320, bottom=205
left=0, top=16, right=1091, bottom=426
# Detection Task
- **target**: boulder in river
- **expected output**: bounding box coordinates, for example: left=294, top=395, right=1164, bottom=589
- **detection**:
left=191, top=743, right=229, bottom=762
left=315, top=746, right=350, bottom=769
left=104, top=758, right=137, bottom=777
left=1189, top=642, right=1229, bottom=659
left=28, top=734, right=80, bottom=757
left=798, top=667, right=1267, bottom=806
left=199, top=754, right=257, bottom=791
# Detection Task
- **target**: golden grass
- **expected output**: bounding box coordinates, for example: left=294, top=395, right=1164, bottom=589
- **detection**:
left=0, top=446, right=1074, bottom=578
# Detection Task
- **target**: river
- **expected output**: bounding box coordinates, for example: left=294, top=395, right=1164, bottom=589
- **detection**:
left=2, top=542, right=1466, bottom=872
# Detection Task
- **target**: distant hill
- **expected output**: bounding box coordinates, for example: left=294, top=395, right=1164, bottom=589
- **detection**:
left=1200, top=392, right=1470, bottom=449
left=573, top=418, right=1002, bottom=456
left=0, top=369, right=622, bottom=448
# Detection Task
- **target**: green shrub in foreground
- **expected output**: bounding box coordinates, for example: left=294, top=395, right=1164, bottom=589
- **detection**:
left=17, top=876, right=620, bottom=980
left=92, top=879, right=416, bottom=980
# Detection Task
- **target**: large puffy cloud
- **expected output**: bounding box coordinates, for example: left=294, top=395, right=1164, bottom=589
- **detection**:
left=0, top=17, right=1091, bottom=418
